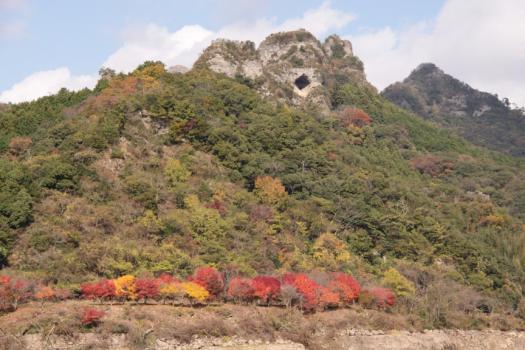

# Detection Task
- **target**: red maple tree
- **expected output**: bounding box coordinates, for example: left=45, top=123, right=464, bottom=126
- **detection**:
left=135, top=278, right=160, bottom=302
left=227, top=277, right=255, bottom=302
left=190, top=267, right=225, bottom=297
left=81, top=279, right=116, bottom=301
left=252, top=276, right=281, bottom=303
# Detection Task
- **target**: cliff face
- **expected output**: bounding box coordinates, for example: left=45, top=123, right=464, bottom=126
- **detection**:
left=194, top=29, right=373, bottom=112
left=382, top=63, right=525, bottom=157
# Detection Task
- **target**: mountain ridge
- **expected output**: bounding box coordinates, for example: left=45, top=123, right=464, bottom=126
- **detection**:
left=382, top=63, right=525, bottom=157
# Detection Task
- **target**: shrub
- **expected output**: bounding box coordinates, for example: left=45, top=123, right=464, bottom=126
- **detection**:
left=361, top=287, right=396, bottom=309
left=81, top=307, right=105, bottom=326
left=0, top=276, right=33, bottom=311
left=34, top=286, right=56, bottom=305
left=382, top=268, right=415, bottom=297
left=410, top=154, right=454, bottom=177
left=339, top=107, right=372, bottom=128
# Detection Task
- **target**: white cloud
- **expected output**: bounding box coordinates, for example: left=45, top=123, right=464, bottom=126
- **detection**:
left=349, top=0, right=525, bottom=106
left=103, top=0, right=354, bottom=72
left=103, top=24, right=214, bottom=73
left=0, top=68, right=97, bottom=104
left=1, top=1, right=355, bottom=103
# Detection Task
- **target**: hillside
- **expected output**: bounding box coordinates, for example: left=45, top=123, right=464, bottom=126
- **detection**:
left=1, top=30, right=525, bottom=332
left=382, top=63, right=525, bottom=157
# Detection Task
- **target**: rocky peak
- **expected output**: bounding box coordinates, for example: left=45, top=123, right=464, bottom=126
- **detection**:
left=194, top=29, right=372, bottom=112
left=382, top=63, right=525, bottom=157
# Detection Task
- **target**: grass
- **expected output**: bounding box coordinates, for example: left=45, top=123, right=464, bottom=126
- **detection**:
left=0, top=300, right=523, bottom=349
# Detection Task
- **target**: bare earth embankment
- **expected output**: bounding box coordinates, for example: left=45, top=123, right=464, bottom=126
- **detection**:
left=1, top=300, right=524, bottom=349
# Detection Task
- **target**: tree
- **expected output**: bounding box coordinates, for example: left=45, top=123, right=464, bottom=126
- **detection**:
left=81, top=279, right=116, bottom=302
left=227, top=277, right=255, bottom=303
left=8, top=136, right=32, bottom=157
left=164, top=159, right=190, bottom=186
left=283, top=273, right=319, bottom=310
left=280, top=284, right=300, bottom=308
left=339, top=107, right=372, bottom=128
left=158, top=273, right=180, bottom=285
left=191, top=267, right=224, bottom=297
left=254, top=176, right=287, bottom=205
left=181, top=282, right=209, bottom=304
left=159, top=282, right=184, bottom=305
left=252, top=276, right=281, bottom=304
left=312, top=233, right=352, bottom=271
left=410, top=154, right=454, bottom=177
left=328, top=272, right=360, bottom=305
left=135, top=278, right=160, bottom=303
left=382, top=268, right=415, bottom=297
left=114, top=275, right=137, bottom=301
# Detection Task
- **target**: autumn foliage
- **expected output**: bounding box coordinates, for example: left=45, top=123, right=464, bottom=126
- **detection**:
left=361, top=287, right=396, bottom=309
left=190, top=267, right=224, bottom=298
left=81, top=307, right=105, bottom=326
left=0, top=267, right=398, bottom=314
left=340, top=107, right=372, bottom=128
left=410, top=154, right=454, bottom=177
left=252, top=276, right=281, bottom=303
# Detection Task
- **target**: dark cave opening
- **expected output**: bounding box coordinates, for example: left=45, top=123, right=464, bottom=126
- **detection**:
left=294, top=74, right=310, bottom=90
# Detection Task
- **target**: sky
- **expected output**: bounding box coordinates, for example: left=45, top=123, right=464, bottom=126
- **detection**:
left=1, top=0, right=524, bottom=107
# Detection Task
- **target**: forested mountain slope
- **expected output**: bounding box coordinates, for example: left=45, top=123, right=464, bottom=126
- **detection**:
left=382, top=63, right=525, bottom=157
left=1, top=30, right=525, bottom=327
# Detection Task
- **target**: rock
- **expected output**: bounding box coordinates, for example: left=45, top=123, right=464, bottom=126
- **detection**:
left=194, top=29, right=374, bottom=113
left=168, top=65, right=189, bottom=74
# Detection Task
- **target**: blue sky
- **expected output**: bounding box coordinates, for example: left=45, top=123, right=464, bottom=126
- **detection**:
left=2, top=0, right=524, bottom=106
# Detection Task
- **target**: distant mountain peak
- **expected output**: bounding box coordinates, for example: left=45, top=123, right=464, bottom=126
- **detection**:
left=410, top=62, right=445, bottom=78
left=383, top=63, right=525, bottom=157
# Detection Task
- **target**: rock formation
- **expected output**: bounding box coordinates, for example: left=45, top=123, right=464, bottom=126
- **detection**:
left=194, top=29, right=373, bottom=113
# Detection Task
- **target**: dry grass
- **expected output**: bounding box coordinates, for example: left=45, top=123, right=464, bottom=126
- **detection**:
left=0, top=300, right=523, bottom=349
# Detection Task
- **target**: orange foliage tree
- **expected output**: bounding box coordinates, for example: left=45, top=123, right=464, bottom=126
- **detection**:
left=254, top=176, right=288, bottom=205
left=340, top=107, right=372, bottom=128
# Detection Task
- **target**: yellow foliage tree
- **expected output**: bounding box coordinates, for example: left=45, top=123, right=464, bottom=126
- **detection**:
left=159, top=282, right=184, bottom=305
left=164, top=159, right=190, bottom=186
left=254, top=176, right=287, bottom=205
left=180, top=282, right=209, bottom=304
left=382, top=268, right=415, bottom=297
left=312, top=232, right=352, bottom=271
left=114, top=275, right=137, bottom=301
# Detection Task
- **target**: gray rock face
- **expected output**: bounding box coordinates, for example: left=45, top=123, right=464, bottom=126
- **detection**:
left=168, top=65, right=190, bottom=74
left=194, top=29, right=372, bottom=113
